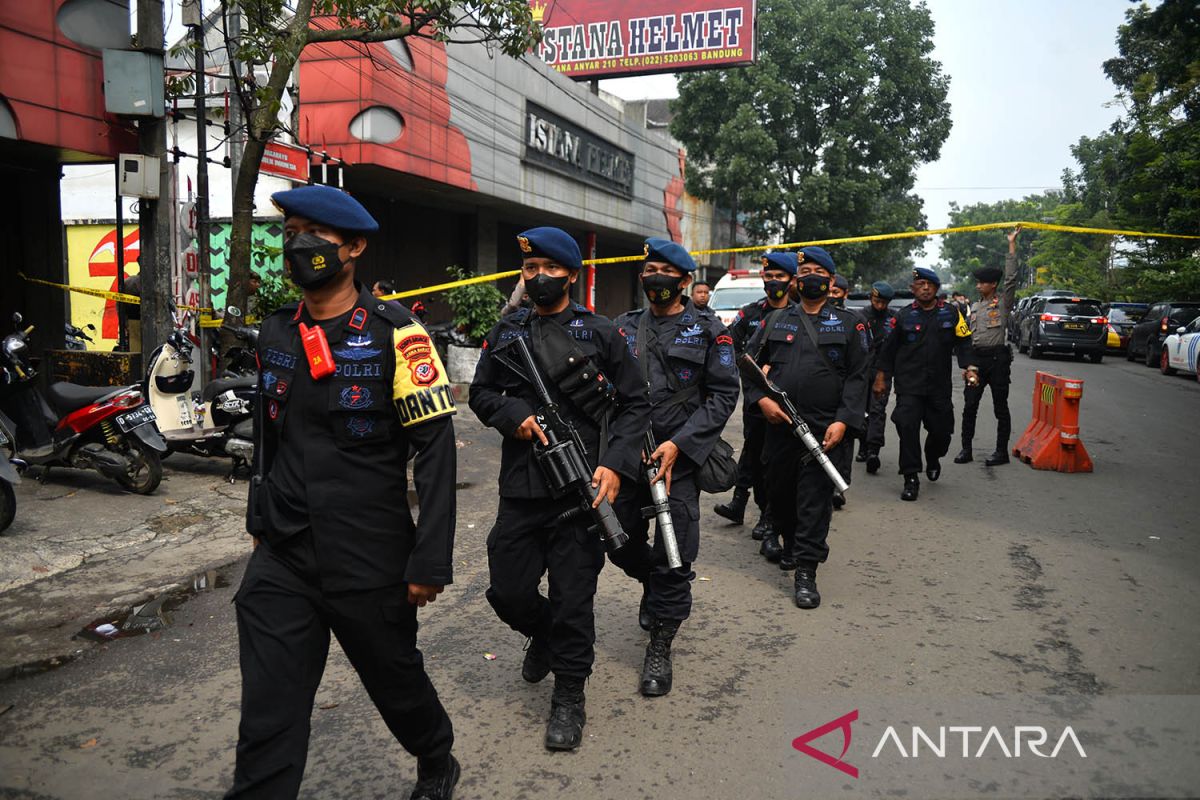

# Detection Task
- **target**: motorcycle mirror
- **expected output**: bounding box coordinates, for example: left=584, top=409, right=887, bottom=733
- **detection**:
left=226, top=306, right=242, bottom=319
left=12, top=312, right=22, bottom=328
left=86, top=323, right=96, bottom=331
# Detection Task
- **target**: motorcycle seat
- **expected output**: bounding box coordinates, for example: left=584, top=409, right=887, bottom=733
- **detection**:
left=202, top=374, right=257, bottom=403
left=46, top=382, right=124, bottom=414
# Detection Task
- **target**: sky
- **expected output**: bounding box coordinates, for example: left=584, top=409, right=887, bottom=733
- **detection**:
left=599, top=0, right=1142, bottom=235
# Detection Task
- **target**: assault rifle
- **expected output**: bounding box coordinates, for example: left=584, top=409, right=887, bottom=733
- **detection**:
left=642, top=432, right=683, bottom=569
left=511, top=335, right=629, bottom=552
left=737, top=354, right=850, bottom=496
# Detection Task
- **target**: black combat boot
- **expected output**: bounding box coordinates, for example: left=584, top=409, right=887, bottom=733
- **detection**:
left=521, top=636, right=550, bottom=684
left=760, top=530, right=783, bottom=562
left=544, top=676, right=587, bottom=751
left=638, top=585, right=654, bottom=632
left=865, top=450, right=881, bottom=474
left=985, top=446, right=1010, bottom=467
left=953, top=445, right=973, bottom=464
left=855, top=444, right=869, bottom=463
left=410, top=754, right=461, bottom=800
left=640, top=619, right=680, bottom=697
left=900, top=474, right=920, bottom=501
left=714, top=487, right=750, bottom=524
left=926, top=459, right=941, bottom=482
left=793, top=563, right=821, bottom=609
left=750, top=511, right=772, bottom=541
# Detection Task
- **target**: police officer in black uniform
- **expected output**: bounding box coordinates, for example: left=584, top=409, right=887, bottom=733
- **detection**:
left=745, top=246, right=868, bottom=608
left=857, top=281, right=898, bottom=474
left=609, top=238, right=739, bottom=696
left=714, top=255, right=795, bottom=544
left=874, top=267, right=972, bottom=501
left=230, top=185, right=460, bottom=800
left=469, top=227, right=649, bottom=751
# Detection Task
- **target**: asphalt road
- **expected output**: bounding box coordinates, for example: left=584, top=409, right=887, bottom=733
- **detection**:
left=0, top=351, right=1197, bottom=799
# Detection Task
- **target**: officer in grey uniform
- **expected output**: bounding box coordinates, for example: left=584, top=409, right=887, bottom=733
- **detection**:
left=610, top=238, right=739, bottom=696
left=955, top=226, right=1021, bottom=467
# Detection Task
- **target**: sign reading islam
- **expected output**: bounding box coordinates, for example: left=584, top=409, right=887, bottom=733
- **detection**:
left=529, top=0, right=757, bottom=80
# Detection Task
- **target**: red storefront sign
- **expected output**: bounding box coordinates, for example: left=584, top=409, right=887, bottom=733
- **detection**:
left=260, top=141, right=311, bottom=183
left=530, top=0, right=757, bottom=79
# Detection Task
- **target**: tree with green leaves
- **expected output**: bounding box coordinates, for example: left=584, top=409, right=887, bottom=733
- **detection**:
left=209, top=0, right=540, bottom=328
left=939, top=193, right=1062, bottom=292
left=1070, top=0, right=1200, bottom=298
left=670, top=0, right=951, bottom=284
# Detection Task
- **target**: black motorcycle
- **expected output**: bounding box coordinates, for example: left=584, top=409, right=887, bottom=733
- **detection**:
left=0, top=408, right=19, bottom=533
left=0, top=313, right=166, bottom=494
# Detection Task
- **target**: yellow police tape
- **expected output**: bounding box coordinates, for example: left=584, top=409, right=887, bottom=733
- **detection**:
left=22, top=220, right=1200, bottom=308
left=383, top=220, right=1200, bottom=300
left=17, top=271, right=213, bottom=313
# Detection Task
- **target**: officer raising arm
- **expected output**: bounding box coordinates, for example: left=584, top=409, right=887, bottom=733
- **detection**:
left=744, top=247, right=869, bottom=609
left=230, top=186, right=460, bottom=800
left=874, top=267, right=972, bottom=501
left=609, top=238, right=739, bottom=697
left=955, top=226, right=1021, bottom=467
left=469, top=228, right=650, bottom=752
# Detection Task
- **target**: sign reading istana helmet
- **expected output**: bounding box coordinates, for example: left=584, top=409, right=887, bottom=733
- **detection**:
left=529, top=0, right=757, bottom=80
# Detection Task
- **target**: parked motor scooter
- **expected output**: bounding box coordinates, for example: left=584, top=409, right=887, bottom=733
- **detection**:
left=0, top=313, right=166, bottom=494
left=0, top=409, right=20, bottom=533
left=144, top=308, right=256, bottom=479
left=64, top=322, right=96, bottom=351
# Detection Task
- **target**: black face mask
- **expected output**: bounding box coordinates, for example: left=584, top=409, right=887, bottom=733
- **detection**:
left=831, top=296, right=846, bottom=308
left=284, top=232, right=346, bottom=290
left=799, top=274, right=831, bottom=300
left=641, top=273, right=685, bottom=306
left=526, top=273, right=571, bottom=307
left=764, top=279, right=791, bottom=301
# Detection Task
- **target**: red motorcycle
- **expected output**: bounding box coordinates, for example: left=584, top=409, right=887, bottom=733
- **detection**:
left=0, top=313, right=166, bottom=494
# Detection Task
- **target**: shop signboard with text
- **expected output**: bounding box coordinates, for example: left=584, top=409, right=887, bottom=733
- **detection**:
left=528, top=0, right=757, bottom=79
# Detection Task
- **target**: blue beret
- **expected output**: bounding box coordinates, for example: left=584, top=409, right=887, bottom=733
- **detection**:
left=643, top=237, right=696, bottom=273
left=517, top=227, right=582, bottom=271
left=833, top=274, right=849, bottom=291
left=912, top=266, right=941, bottom=286
left=799, top=246, right=836, bottom=274
left=871, top=280, right=895, bottom=300
left=760, top=251, right=798, bottom=276
left=271, top=185, right=378, bottom=233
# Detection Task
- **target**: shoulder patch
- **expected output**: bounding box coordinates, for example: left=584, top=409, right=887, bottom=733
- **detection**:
left=954, top=311, right=971, bottom=338
left=392, top=323, right=456, bottom=427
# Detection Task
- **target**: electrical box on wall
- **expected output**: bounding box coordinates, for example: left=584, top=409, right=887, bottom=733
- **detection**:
left=102, top=50, right=165, bottom=117
left=119, top=155, right=161, bottom=199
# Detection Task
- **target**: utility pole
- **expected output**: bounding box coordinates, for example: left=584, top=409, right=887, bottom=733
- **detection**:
left=137, top=0, right=172, bottom=360
left=188, top=0, right=212, bottom=383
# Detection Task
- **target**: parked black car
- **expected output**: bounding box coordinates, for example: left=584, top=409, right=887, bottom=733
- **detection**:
left=1017, top=296, right=1108, bottom=362
left=1127, top=301, right=1200, bottom=367
left=1100, top=302, right=1149, bottom=352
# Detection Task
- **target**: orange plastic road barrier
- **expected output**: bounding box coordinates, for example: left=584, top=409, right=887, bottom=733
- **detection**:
left=1012, top=371, right=1093, bottom=473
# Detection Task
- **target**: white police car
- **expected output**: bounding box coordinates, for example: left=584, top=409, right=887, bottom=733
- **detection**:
left=708, top=270, right=765, bottom=327
left=1160, top=316, right=1200, bottom=380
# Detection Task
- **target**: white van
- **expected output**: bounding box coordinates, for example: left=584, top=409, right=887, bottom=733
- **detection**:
left=707, top=270, right=765, bottom=326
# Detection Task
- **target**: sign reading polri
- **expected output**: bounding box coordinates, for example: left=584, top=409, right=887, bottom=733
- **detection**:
left=530, top=0, right=756, bottom=79
left=523, top=102, right=635, bottom=198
